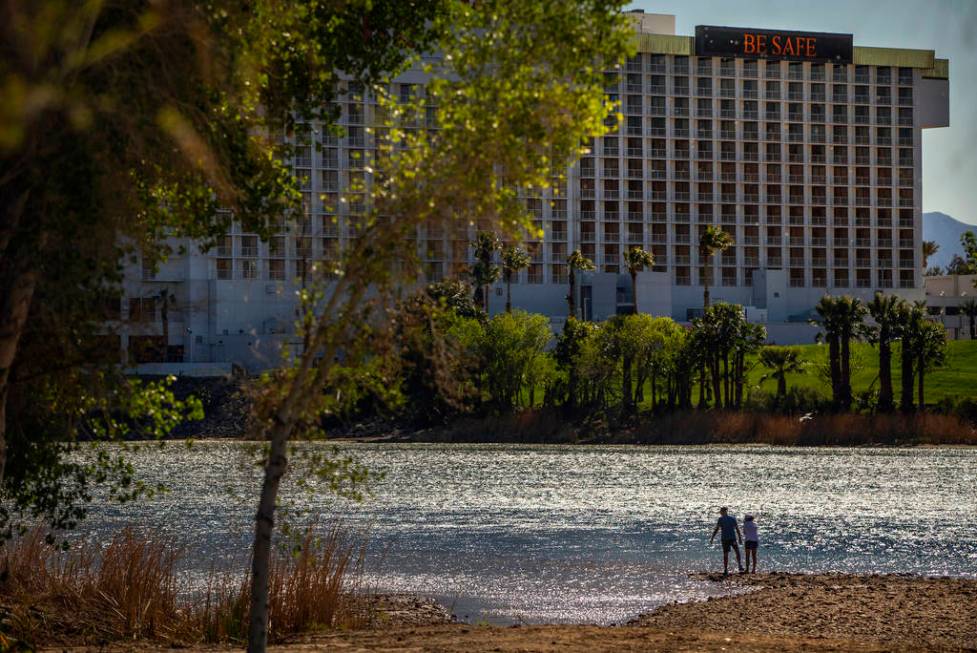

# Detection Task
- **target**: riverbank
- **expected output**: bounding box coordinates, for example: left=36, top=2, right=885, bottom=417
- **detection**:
left=44, top=573, right=977, bottom=651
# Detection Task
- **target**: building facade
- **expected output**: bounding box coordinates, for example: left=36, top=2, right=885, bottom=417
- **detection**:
left=120, top=12, right=951, bottom=372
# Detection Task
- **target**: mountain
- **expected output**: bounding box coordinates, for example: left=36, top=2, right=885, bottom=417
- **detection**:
left=923, top=212, right=975, bottom=270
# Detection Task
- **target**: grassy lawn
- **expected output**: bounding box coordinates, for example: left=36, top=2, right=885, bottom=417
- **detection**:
left=746, top=339, right=977, bottom=405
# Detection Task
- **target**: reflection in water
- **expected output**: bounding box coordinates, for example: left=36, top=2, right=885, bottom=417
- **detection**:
left=77, top=442, right=977, bottom=624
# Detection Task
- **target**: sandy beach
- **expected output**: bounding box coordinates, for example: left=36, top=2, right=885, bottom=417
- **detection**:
left=45, top=572, right=977, bottom=652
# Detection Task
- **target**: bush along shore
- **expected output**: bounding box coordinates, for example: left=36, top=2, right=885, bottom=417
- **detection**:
left=159, top=281, right=977, bottom=446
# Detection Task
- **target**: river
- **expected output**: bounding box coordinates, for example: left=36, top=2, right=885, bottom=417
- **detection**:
left=76, top=442, right=977, bottom=624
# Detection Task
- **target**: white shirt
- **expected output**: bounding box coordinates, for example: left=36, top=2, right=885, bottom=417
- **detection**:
left=743, top=520, right=758, bottom=542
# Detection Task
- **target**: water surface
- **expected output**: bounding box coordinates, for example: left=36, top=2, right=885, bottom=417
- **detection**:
left=79, top=442, right=977, bottom=624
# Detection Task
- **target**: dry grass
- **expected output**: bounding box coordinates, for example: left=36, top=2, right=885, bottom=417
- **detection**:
left=628, top=411, right=977, bottom=446
left=0, top=523, right=366, bottom=648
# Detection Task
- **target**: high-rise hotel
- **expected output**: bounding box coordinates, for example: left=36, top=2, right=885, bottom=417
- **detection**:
left=123, top=12, right=950, bottom=370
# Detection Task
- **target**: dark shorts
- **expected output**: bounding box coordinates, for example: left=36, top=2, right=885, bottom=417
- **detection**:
left=721, top=538, right=739, bottom=553
left=745, top=541, right=758, bottom=551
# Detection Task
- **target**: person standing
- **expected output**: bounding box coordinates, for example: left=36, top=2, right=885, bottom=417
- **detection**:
left=709, top=506, right=744, bottom=575
left=742, top=514, right=759, bottom=573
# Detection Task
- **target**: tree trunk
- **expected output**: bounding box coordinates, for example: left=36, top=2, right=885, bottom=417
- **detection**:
left=650, top=369, right=657, bottom=411
left=247, top=423, right=290, bottom=653
left=828, top=335, right=841, bottom=408
left=0, top=267, right=38, bottom=486
left=702, top=261, right=711, bottom=309
left=878, top=334, right=894, bottom=412
left=840, top=335, right=852, bottom=410
left=917, top=350, right=925, bottom=411
left=622, top=353, right=633, bottom=413
left=900, top=341, right=914, bottom=413
left=970, top=315, right=975, bottom=340
left=697, top=364, right=706, bottom=408
left=567, top=270, right=575, bottom=321
left=505, top=275, right=512, bottom=313
left=777, top=372, right=787, bottom=400
left=722, top=354, right=730, bottom=407
left=630, top=270, right=638, bottom=314
left=711, top=355, right=722, bottom=410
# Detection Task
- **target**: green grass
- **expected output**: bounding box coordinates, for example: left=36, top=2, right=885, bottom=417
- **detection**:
left=746, top=340, right=977, bottom=405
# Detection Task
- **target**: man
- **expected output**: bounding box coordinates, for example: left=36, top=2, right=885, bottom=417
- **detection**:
left=709, top=506, right=744, bottom=575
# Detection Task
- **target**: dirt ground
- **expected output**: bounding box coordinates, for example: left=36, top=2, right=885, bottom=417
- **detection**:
left=44, top=573, right=977, bottom=653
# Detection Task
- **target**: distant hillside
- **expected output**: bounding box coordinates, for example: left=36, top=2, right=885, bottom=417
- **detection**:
left=923, top=212, right=975, bottom=270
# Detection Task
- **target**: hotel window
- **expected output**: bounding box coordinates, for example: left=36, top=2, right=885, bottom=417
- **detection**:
left=810, top=104, right=825, bottom=123
left=832, top=105, right=847, bottom=123
left=898, top=107, right=913, bottom=126
left=269, top=260, right=285, bottom=280
left=832, top=65, right=848, bottom=82
left=128, top=298, right=156, bottom=323
left=898, top=88, right=913, bottom=106
left=765, top=80, right=780, bottom=99
left=241, top=235, right=258, bottom=257
left=876, top=67, right=892, bottom=84
left=217, top=259, right=232, bottom=280
left=810, top=63, right=825, bottom=81
left=240, top=259, right=259, bottom=280
left=742, top=60, right=758, bottom=77
left=898, top=67, right=914, bottom=85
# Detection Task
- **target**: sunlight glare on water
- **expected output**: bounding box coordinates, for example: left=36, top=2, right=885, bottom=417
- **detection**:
left=78, top=442, right=977, bottom=624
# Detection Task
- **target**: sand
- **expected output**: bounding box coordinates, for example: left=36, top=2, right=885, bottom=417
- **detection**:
left=42, top=573, right=977, bottom=652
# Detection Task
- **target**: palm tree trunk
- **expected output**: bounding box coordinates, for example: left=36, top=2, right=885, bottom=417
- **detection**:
left=840, top=335, right=852, bottom=410
left=878, top=336, right=894, bottom=412
left=697, top=365, right=706, bottom=408
left=777, top=371, right=787, bottom=400
left=711, top=355, right=722, bottom=409
left=970, top=315, right=975, bottom=340
left=630, top=270, right=638, bottom=314
left=505, top=274, right=512, bottom=313
left=900, top=341, right=914, bottom=413
left=917, top=350, right=925, bottom=410
left=828, top=335, right=841, bottom=408
left=567, top=269, right=576, bottom=321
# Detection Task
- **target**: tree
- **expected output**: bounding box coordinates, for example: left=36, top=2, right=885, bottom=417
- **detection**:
left=471, top=232, right=502, bottom=313
left=698, top=226, right=733, bottom=309
left=960, top=231, right=977, bottom=274
left=924, top=266, right=945, bottom=277
left=241, top=3, right=633, bottom=651
left=916, top=320, right=947, bottom=409
left=962, top=298, right=977, bottom=341
left=555, top=317, right=599, bottom=412
left=867, top=292, right=905, bottom=413
left=479, top=311, right=551, bottom=409
left=898, top=301, right=925, bottom=413
left=814, top=295, right=868, bottom=410
left=922, top=240, right=940, bottom=268
left=946, top=254, right=973, bottom=276
left=567, top=249, right=595, bottom=320
left=758, top=346, right=806, bottom=403
left=623, top=247, right=654, bottom=314
left=0, top=0, right=447, bottom=550
left=501, top=245, right=532, bottom=313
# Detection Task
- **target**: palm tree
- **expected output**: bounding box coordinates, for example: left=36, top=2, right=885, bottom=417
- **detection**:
left=566, top=249, right=595, bottom=321
left=814, top=295, right=868, bottom=410
left=961, top=298, right=977, bottom=341
left=698, top=226, right=733, bottom=309
left=471, top=232, right=501, bottom=313
left=898, top=301, right=924, bottom=413
left=867, top=292, right=905, bottom=413
left=623, top=247, right=655, bottom=314
left=922, top=240, right=940, bottom=268
left=758, top=346, right=806, bottom=403
left=500, top=245, right=531, bottom=313
left=914, top=319, right=947, bottom=410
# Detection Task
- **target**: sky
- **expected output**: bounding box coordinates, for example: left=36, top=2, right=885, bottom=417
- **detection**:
left=625, top=0, right=977, bottom=225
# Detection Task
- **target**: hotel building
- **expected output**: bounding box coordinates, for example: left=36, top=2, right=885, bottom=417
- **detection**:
left=121, top=12, right=951, bottom=372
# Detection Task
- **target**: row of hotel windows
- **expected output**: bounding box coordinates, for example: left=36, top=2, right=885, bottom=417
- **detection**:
left=578, top=145, right=915, bottom=165
left=211, top=255, right=916, bottom=290
left=611, top=98, right=913, bottom=120
left=581, top=160, right=915, bottom=180
left=578, top=186, right=915, bottom=204
left=610, top=121, right=915, bottom=142
left=621, top=56, right=916, bottom=85
left=610, top=81, right=914, bottom=103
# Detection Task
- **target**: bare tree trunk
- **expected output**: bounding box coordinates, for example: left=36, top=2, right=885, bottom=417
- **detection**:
left=247, top=423, right=289, bottom=653
left=505, top=276, right=512, bottom=313
left=0, top=267, right=37, bottom=486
